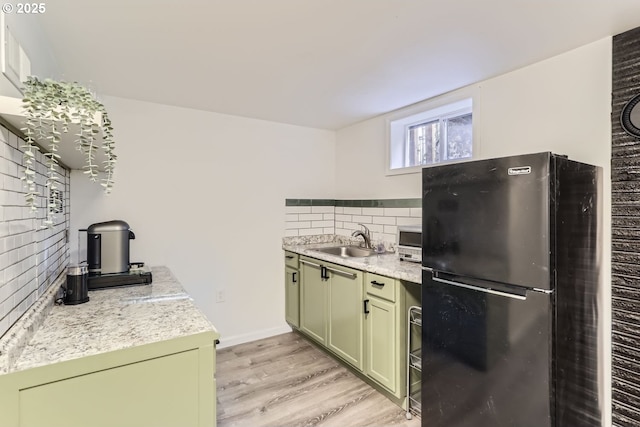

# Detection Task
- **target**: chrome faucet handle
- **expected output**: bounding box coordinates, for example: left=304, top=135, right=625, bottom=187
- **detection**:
left=357, top=223, right=371, bottom=237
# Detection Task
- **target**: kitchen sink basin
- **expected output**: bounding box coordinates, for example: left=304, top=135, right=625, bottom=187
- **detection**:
left=312, top=245, right=378, bottom=258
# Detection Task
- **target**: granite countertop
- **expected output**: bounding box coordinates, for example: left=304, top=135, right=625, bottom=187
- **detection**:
left=283, top=236, right=422, bottom=284
left=4, top=266, right=218, bottom=374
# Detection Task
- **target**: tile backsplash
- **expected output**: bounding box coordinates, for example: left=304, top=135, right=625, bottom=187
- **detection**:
left=0, top=125, right=70, bottom=339
left=285, top=198, right=422, bottom=249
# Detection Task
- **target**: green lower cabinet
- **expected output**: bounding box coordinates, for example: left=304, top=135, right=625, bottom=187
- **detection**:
left=285, top=265, right=300, bottom=328
left=299, top=256, right=364, bottom=370
left=293, top=253, right=421, bottom=409
left=20, top=350, right=200, bottom=427
left=365, top=295, right=398, bottom=393
left=363, top=272, right=405, bottom=398
left=327, top=265, right=363, bottom=370
left=300, top=258, right=327, bottom=345
left=0, top=333, right=217, bottom=427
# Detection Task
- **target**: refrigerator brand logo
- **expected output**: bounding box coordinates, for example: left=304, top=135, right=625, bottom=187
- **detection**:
left=508, top=166, right=532, bottom=175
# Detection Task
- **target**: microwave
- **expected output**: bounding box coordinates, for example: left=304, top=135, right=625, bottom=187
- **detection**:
left=397, top=225, right=422, bottom=263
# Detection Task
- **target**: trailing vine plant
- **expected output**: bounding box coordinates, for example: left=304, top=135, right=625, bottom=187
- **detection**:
left=20, top=77, right=116, bottom=226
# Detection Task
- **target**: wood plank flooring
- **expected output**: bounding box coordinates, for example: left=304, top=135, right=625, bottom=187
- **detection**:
left=216, top=331, right=420, bottom=427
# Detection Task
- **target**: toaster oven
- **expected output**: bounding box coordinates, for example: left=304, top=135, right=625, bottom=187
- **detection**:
left=397, top=225, right=422, bottom=262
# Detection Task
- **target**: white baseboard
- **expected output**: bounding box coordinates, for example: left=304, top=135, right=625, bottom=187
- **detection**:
left=216, top=324, right=293, bottom=349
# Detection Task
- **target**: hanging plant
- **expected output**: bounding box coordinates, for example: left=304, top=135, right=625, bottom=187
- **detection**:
left=20, top=77, right=117, bottom=226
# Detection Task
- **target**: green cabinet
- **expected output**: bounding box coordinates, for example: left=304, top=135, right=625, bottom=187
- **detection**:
left=327, top=264, right=363, bottom=370
left=0, top=333, right=217, bottom=427
left=299, top=256, right=363, bottom=370
left=300, top=258, right=327, bottom=345
left=290, top=252, right=421, bottom=409
left=364, top=273, right=401, bottom=395
left=284, top=251, right=300, bottom=328
left=363, top=272, right=421, bottom=400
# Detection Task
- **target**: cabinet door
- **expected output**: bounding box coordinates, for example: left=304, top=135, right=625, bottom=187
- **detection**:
left=300, top=259, right=327, bottom=345
left=327, top=263, right=363, bottom=370
left=285, top=266, right=300, bottom=328
left=18, top=350, right=201, bottom=427
left=365, top=295, right=398, bottom=393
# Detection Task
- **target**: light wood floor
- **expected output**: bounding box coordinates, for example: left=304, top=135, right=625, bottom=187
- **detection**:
left=216, top=331, right=421, bottom=427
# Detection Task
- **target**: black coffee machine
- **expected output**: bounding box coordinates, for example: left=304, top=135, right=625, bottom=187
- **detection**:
left=82, top=220, right=152, bottom=290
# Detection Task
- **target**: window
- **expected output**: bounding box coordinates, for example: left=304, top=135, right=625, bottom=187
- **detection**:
left=388, top=98, right=473, bottom=173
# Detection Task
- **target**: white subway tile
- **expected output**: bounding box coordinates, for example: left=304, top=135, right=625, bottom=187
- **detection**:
left=410, top=208, right=422, bottom=217
left=323, top=213, right=334, bottom=221
left=284, top=229, right=300, bottom=237
left=8, top=148, right=21, bottom=164
left=0, top=314, right=8, bottom=338
left=322, top=227, right=335, bottom=234
left=286, top=206, right=312, bottom=214
left=362, top=207, right=384, bottom=216
left=0, top=128, right=70, bottom=335
left=285, top=214, right=299, bottom=222
left=372, top=216, right=396, bottom=225
left=381, top=234, right=397, bottom=244
left=384, top=225, right=398, bottom=235
left=343, top=207, right=362, bottom=215
left=352, top=215, right=372, bottom=224
left=336, top=214, right=352, bottom=222
left=0, top=126, right=8, bottom=144
left=335, top=207, right=344, bottom=214
left=384, top=207, right=411, bottom=217
left=312, top=220, right=333, bottom=228
left=367, top=224, right=385, bottom=233
left=396, top=217, right=422, bottom=226
left=8, top=248, right=20, bottom=264
left=299, top=229, right=319, bottom=236
left=311, top=206, right=334, bottom=214
left=335, top=228, right=351, bottom=237
left=8, top=132, right=18, bottom=149
left=299, top=213, right=323, bottom=221
left=343, top=222, right=360, bottom=231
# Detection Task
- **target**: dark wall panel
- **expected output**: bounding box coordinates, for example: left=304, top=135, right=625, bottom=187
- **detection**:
left=612, top=26, right=640, bottom=427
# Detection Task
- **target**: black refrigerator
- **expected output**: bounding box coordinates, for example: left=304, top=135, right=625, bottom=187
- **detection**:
left=421, top=152, right=601, bottom=427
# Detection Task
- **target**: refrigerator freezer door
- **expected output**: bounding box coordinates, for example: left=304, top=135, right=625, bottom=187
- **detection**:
left=422, top=152, right=554, bottom=290
left=421, top=271, right=552, bottom=427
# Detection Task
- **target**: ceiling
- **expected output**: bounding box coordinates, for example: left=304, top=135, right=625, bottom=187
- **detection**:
left=35, top=0, right=640, bottom=130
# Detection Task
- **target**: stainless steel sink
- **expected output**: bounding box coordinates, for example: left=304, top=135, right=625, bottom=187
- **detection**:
left=312, top=245, right=378, bottom=258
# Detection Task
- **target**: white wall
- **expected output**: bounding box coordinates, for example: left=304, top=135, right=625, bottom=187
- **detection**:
left=335, top=37, right=612, bottom=424
left=70, top=96, right=336, bottom=347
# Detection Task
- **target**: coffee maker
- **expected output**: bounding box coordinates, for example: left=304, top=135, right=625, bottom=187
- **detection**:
left=87, top=220, right=135, bottom=275
left=81, top=220, right=152, bottom=289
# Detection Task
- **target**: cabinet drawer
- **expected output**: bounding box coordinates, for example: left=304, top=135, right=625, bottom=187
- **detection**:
left=365, top=273, right=396, bottom=302
left=284, top=251, right=299, bottom=269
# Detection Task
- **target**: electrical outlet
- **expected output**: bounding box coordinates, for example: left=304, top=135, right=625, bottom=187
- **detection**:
left=216, top=289, right=225, bottom=303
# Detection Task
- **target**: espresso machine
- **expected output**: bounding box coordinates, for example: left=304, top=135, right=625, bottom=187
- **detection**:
left=80, top=220, right=152, bottom=290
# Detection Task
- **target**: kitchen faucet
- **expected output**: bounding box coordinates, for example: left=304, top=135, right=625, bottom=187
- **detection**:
left=351, top=223, right=372, bottom=249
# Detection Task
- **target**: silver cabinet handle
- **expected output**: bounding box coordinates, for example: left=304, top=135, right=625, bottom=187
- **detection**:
left=432, top=277, right=527, bottom=300
left=300, top=259, right=356, bottom=280
left=300, top=259, right=321, bottom=268
left=325, top=266, right=357, bottom=280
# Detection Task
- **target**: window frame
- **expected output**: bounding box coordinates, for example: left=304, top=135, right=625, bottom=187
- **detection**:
left=385, top=89, right=479, bottom=176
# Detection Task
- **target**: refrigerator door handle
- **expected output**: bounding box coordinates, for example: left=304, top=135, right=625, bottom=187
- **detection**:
left=432, top=277, right=527, bottom=300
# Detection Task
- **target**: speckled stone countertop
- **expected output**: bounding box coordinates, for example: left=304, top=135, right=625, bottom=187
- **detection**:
left=283, top=235, right=422, bottom=284
left=4, top=266, right=218, bottom=374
